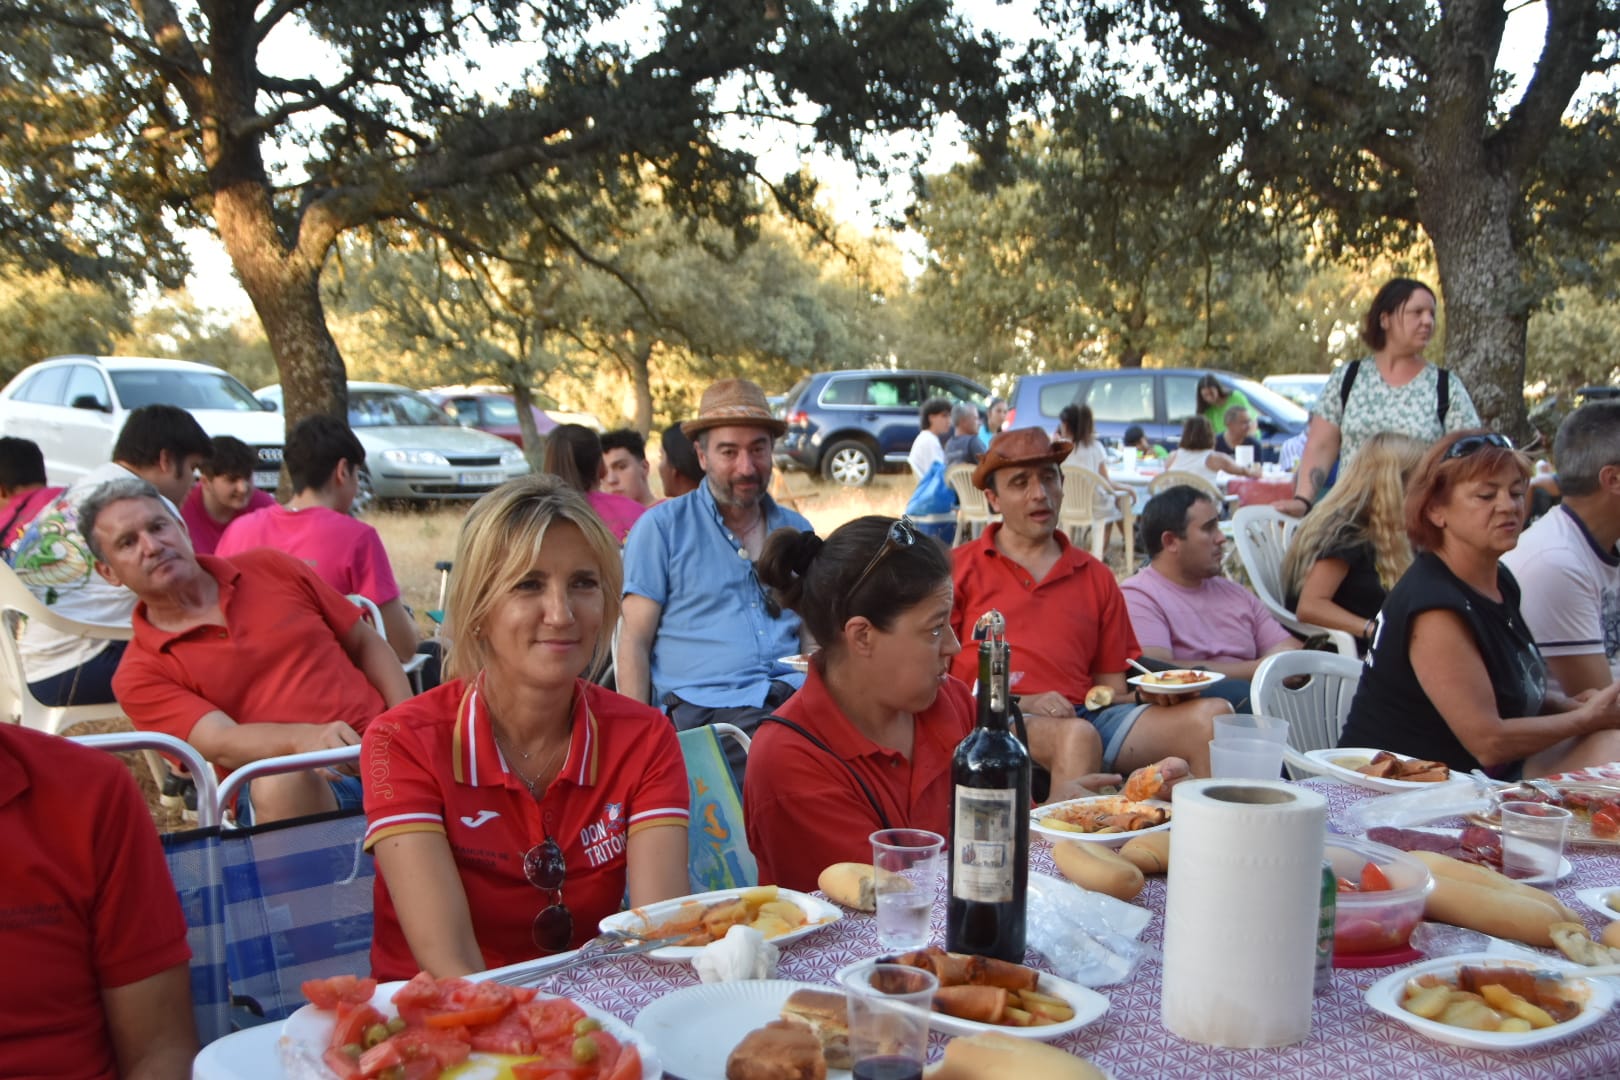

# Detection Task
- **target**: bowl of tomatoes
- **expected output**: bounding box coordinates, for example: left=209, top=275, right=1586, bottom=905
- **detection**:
left=1328, top=836, right=1434, bottom=957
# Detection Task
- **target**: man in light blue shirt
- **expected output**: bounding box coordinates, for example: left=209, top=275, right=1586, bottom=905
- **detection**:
left=620, top=379, right=812, bottom=783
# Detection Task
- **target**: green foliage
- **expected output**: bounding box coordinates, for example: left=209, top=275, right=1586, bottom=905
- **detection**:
left=0, top=271, right=131, bottom=381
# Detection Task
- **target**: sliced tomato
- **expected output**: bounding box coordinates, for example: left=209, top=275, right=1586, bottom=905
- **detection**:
left=604, top=1044, right=643, bottom=1080
left=322, top=1046, right=363, bottom=1080
left=517, top=997, right=589, bottom=1044
left=586, top=1028, right=622, bottom=1073
left=392, top=971, right=447, bottom=1025
left=469, top=1011, right=542, bottom=1056
left=398, top=1062, right=441, bottom=1080
left=330, top=1003, right=387, bottom=1053
left=390, top=1026, right=472, bottom=1069
left=509, top=1060, right=592, bottom=1080
left=304, top=974, right=380, bottom=1010
left=1358, top=862, right=1392, bottom=892
left=424, top=1002, right=512, bottom=1029
left=357, top=1038, right=405, bottom=1077
left=1592, top=805, right=1620, bottom=839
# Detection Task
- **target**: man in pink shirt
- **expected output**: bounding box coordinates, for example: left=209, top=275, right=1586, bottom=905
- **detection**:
left=180, top=436, right=276, bottom=555
left=1122, top=484, right=1302, bottom=710
left=218, top=415, right=419, bottom=663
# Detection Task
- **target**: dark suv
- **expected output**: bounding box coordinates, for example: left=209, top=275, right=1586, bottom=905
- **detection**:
left=1005, top=368, right=1307, bottom=460
left=778, top=369, right=992, bottom=486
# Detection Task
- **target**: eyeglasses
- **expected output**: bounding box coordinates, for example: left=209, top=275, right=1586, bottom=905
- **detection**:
left=851, top=517, right=919, bottom=595
left=523, top=835, right=572, bottom=952
left=1443, top=433, right=1514, bottom=460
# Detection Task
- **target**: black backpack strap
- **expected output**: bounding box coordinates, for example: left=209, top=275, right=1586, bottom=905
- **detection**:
left=1338, top=359, right=1361, bottom=414
left=758, top=715, right=892, bottom=830
left=1437, top=368, right=1450, bottom=426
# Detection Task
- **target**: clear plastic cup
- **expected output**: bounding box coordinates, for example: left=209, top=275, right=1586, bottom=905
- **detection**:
left=870, top=829, right=944, bottom=952
left=1214, top=713, right=1290, bottom=746
left=1499, top=800, right=1573, bottom=882
left=1235, top=445, right=1255, bottom=468
left=1208, top=736, right=1286, bottom=779
left=844, top=963, right=938, bottom=1080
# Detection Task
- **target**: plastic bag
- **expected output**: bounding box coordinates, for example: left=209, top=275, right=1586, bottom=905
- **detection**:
left=1341, top=776, right=1498, bottom=834
left=1025, top=872, right=1151, bottom=987
left=905, top=460, right=957, bottom=517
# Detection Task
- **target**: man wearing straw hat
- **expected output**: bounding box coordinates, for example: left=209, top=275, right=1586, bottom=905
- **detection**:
left=950, top=427, right=1229, bottom=778
left=620, top=378, right=812, bottom=783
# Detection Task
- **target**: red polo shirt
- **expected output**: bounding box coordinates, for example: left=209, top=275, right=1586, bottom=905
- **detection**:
left=745, top=664, right=972, bottom=891
left=0, top=725, right=190, bottom=1080
left=114, top=550, right=382, bottom=760
left=949, top=524, right=1140, bottom=704
left=363, top=677, right=690, bottom=980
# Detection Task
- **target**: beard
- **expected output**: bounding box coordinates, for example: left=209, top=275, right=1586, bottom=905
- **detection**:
left=708, top=472, right=765, bottom=510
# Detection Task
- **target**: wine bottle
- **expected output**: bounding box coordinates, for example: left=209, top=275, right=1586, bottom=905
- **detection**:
left=946, top=609, right=1031, bottom=961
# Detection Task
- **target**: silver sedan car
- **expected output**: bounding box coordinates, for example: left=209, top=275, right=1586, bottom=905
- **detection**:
left=256, top=381, right=530, bottom=510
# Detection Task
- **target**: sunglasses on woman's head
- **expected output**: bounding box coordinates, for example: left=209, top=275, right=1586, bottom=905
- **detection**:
left=850, top=516, right=920, bottom=595
left=1443, top=433, right=1514, bottom=460
left=523, top=835, right=572, bottom=952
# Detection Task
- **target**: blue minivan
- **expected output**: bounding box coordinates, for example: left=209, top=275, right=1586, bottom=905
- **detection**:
left=1004, top=368, right=1308, bottom=460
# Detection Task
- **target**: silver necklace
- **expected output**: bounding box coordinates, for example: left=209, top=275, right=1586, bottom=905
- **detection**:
left=493, top=727, right=564, bottom=799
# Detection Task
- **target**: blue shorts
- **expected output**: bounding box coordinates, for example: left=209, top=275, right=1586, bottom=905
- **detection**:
left=238, top=773, right=363, bottom=826
left=1078, top=702, right=1151, bottom=772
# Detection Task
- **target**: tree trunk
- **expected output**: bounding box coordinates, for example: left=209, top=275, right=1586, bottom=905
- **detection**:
left=631, top=340, right=655, bottom=436
left=511, top=381, right=546, bottom=470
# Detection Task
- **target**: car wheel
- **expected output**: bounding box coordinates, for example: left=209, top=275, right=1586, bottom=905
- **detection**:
left=352, top=467, right=375, bottom=517
left=821, top=440, right=876, bottom=487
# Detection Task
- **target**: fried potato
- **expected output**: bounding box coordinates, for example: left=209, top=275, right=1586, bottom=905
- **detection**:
left=1479, top=984, right=1556, bottom=1029
left=1402, top=983, right=1452, bottom=1019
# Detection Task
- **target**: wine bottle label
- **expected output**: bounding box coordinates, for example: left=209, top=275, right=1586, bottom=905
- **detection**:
left=950, top=786, right=1019, bottom=903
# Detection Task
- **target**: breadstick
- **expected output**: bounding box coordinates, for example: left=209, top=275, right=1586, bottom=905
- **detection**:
left=1408, top=851, right=1577, bottom=921
left=1423, top=876, right=1563, bottom=947
left=1052, top=840, right=1144, bottom=900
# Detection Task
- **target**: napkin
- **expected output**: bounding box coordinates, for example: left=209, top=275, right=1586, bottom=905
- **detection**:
left=693, top=924, right=779, bottom=984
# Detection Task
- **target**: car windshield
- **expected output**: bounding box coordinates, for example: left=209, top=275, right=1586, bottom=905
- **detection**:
left=349, top=390, right=457, bottom=428
left=478, top=397, right=519, bottom=424
left=1231, top=377, right=1310, bottom=424
left=111, top=370, right=267, bottom=412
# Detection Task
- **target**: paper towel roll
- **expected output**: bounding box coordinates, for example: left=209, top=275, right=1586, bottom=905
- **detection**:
left=1160, top=779, right=1326, bottom=1048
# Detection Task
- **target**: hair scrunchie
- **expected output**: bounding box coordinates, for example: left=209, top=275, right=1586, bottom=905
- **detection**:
left=788, top=531, right=824, bottom=577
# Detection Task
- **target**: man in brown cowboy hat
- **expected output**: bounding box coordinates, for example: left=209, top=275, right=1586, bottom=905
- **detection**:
left=950, top=427, right=1231, bottom=779
left=619, top=378, right=812, bottom=783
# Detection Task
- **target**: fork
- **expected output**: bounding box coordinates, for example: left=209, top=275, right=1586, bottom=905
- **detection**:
left=485, top=931, right=670, bottom=986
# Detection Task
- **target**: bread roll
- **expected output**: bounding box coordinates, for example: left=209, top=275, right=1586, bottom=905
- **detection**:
left=818, top=863, right=879, bottom=912
left=1083, top=685, right=1113, bottom=711
left=726, top=1020, right=826, bottom=1080
left=1118, top=831, right=1170, bottom=875
left=927, top=1031, right=1105, bottom=1080
left=1052, top=839, right=1144, bottom=900
left=779, top=989, right=850, bottom=1070
left=1603, top=920, right=1620, bottom=952
left=1408, top=851, right=1578, bottom=920
left=1422, top=876, right=1563, bottom=947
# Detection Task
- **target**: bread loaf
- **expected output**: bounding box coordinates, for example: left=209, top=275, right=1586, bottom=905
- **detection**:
left=1118, top=831, right=1170, bottom=875
left=926, top=1031, right=1105, bottom=1079
left=817, top=863, right=879, bottom=912
left=779, top=988, right=850, bottom=1070
left=1408, top=851, right=1578, bottom=920
left=1052, top=839, right=1144, bottom=900
left=1422, top=876, right=1563, bottom=946
left=725, top=1020, right=826, bottom=1080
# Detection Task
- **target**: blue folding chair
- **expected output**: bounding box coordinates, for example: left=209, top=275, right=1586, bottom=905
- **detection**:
left=72, top=732, right=232, bottom=1046
left=216, top=748, right=375, bottom=1024
left=677, top=722, right=758, bottom=892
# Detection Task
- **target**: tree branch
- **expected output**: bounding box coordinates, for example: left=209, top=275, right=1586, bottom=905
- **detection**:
left=1495, top=0, right=1604, bottom=179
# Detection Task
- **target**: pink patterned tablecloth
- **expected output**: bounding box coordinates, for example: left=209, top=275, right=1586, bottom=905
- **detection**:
left=522, top=779, right=1620, bottom=1080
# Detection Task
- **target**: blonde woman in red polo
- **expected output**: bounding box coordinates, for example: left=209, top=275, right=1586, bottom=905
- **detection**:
left=362, top=476, right=689, bottom=979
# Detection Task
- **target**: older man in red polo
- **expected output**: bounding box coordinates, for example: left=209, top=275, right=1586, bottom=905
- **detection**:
left=80, top=476, right=411, bottom=823
left=951, top=427, right=1230, bottom=777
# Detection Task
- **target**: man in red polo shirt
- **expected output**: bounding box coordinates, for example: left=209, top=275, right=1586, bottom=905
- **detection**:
left=81, top=476, right=412, bottom=824
left=0, top=723, right=195, bottom=1078
left=951, top=428, right=1231, bottom=777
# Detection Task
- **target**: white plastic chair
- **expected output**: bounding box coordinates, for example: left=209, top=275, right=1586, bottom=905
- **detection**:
left=347, top=594, right=427, bottom=692
left=0, top=562, right=133, bottom=736
left=946, top=463, right=995, bottom=545
left=1251, top=650, right=1364, bottom=779
left=1059, top=465, right=1134, bottom=572
left=1229, top=506, right=1357, bottom=657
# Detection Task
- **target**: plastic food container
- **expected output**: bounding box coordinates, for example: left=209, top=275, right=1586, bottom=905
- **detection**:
left=1325, top=836, right=1434, bottom=957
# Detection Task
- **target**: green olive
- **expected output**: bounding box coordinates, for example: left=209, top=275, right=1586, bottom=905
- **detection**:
left=573, top=1017, right=601, bottom=1035
left=380, top=1067, right=405, bottom=1080
left=363, top=1023, right=390, bottom=1048
left=342, top=1043, right=363, bottom=1059
left=573, top=1035, right=599, bottom=1063
left=387, top=1016, right=407, bottom=1035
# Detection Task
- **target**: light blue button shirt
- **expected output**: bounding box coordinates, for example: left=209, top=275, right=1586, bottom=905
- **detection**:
left=621, top=482, right=811, bottom=708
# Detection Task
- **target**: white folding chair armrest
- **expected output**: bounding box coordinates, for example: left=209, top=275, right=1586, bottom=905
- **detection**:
left=5, top=604, right=132, bottom=641
left=216, top=745, right=362, bottom=819
left=712, top=721, right=752, bottom=754
left=72, top=731, right=222, bottom=828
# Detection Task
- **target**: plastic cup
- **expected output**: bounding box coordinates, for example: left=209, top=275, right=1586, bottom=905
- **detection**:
left=870, top=829, right=944, bottom=952
left=1235, top=444, right=1255, bottom=468
left=1208, top=736, right=1286, bottom=780
left=845, top=963, right=938, bottom=1080
left=1499, top=800, right=1573, bottom=882
left=1214, top=713, right=1290, bottom=746
left=1120, top=447, right=1138, bottom=472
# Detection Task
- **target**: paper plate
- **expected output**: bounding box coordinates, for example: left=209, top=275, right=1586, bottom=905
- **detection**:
left=1031, top=795, right=1172, bottom=846
left=279, top=980, right=659, bottom=1079
left=1302, top=748, right=1470, bottom=793
left=1575, top=886, right=1620, bottom=921
left=599, top=887, right=841, bottom=962
left=1126, top=669, right=1224, bottom=693
left=634, top=979, right=851, bottom=1080
left=834, top=958, right=1108, bottom=1041
left=1364, top=953, right=1613, bottom=1051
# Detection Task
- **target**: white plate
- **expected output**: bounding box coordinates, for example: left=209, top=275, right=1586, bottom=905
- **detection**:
left=1303, top=747, right=1471, bottom=793
left=278, top=980, right=659, bottom=1079
left=600, top=887, right=842, bottom=962
left=834, top=958, right=1108, bottom=1041
left=1031, top=795, right=1173, bottom=846
left=1576, top=886, right=1620, bottom=921
left=1364, top=952, right=1613, bottom=1051
left=778, top=653, right=812, bottom=673
left=1389, top=826, right=1574, bottom=886
left=634, top=979, right=852, bottom=1080
left=1125, top=669, right=1224, bottom=692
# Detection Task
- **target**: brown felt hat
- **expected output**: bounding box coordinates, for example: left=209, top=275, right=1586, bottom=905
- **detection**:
left=681, top=378, right=788, bottom=439
left=972, top=426, right=1073, bottom=489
